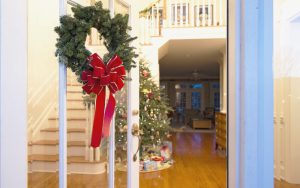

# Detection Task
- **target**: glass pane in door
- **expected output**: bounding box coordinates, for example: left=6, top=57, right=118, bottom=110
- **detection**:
left=175, top=92, right=186, bottom=124
left=27, top=0, right=59, bottom=186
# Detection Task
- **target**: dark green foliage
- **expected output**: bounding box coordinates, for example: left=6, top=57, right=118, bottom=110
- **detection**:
left=55, top=2, right=138, bottom=81
left=115, top=60, right=172, bottom=148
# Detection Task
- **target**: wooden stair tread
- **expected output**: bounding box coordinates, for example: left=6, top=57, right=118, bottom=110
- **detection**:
left=68, top=141, right=86, bottom=146
left=67, top=107, right=85, bottom=110
left=28, top=155, right=105, bottom=164
left=31, top=140, right=85, bottom=146
left=29, top=154, right=58, bottom=162
left=67, top=83, right=82, bottom=86
left=67, top=90, right=82, bottom=94
left=48, top=117, right=86, bottom=121
left=32, top=140, right=58, bottom=145
left=41, top=127, right=86, bottom=133
left=67, top=98, right=84, bottom=102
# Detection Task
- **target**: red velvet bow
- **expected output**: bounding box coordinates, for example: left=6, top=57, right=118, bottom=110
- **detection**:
left=82, top=53, right=125, bottom=148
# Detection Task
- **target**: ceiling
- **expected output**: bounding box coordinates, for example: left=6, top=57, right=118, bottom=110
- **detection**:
left=159, top=39, right=226, bottom=80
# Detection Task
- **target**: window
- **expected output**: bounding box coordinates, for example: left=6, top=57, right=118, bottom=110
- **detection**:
left=191, top=92, right=201, bottom=110
left=176, top=92, right=186, bottom=113
left=189, top=83, right=203, bottom=89
left=214, top=92, right=220, bottom=110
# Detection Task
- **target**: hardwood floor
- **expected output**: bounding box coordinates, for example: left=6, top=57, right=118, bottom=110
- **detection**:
left=28, top=132, right=300, bottom=188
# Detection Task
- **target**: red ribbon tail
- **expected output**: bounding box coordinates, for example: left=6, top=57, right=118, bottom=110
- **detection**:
left=102, top=93, right=116, bottom=138
left=90, top=89, right=106, bottom=148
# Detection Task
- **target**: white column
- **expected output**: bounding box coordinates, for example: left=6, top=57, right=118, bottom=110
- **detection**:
left=0, top=0, right=27, bottom=187
left=208, top=0, right=211, bottom=26
left=156, top=3, right=160, bottom=35
left=58, top=0, right=67, bottom=188
left=219, top=0, right=223, bottom=26
left=222, top=50, right=227, bottom=112
left=168, top=0, right=172, bottom=26
left=202, top=0, right=206, bottom=26
left=213, top=0, right=217, bottom=26
left=174, top=1, right=178, bottom=26
left=180, top=0, right=183, bottom=26
left=196, top=0, right=200, bottom=26
left=185, top=0, right=189, bottom=26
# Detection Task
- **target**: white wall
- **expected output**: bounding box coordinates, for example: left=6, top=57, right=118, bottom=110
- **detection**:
left=0, top=0, right=28, bottom=187
left=274, top=0, right=300, bottom=183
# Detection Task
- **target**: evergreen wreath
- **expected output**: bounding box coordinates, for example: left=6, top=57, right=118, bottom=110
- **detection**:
left=55, top=2, right=138, bottom=82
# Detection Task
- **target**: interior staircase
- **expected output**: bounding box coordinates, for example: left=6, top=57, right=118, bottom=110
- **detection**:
left=28, top=72, right=107, bottom=174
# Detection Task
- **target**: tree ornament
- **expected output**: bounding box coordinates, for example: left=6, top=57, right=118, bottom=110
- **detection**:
left=142, top=70, right=149, bottom=77
left=147, top=92, right=154, bottom=99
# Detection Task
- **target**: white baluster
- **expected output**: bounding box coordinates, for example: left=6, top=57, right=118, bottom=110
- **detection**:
left=174, top=1, right=178, bottom=26
left=219, top=0, right=223, bottom=26
left=180, top=0, right=183, bottom=26
left=85, top=140, right=89, bottom=160
left=89, top=147, right=94, bottom=162
left=190, top=0, right=195, bottom=27
left=185, top=0, right=188, bottom=26
left=151, top=6, right=155, bottom=35
left=213, top=0, right=217, bottom=26
left=208, top=0, right=211, bottom=26
left=95, top=147, right=101, bottom=161
left=202, top=0, right=206, bottom=26
left=196, top=0, right=200, bottom=26
left=144, top=16, right=147, bottom=44
left=156, top=3, right=160, bottom=35
left=146, top=15, right=151, bottom=44
left=85, top=102, right=89, bottom=160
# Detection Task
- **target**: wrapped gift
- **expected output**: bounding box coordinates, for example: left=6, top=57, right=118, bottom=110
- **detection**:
left=160, top=145, right=171, bottom=161
left=143, top=160, right=157, bottom=171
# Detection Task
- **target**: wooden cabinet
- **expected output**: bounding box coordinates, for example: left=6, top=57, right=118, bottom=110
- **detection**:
left=215, top=112, right=226, bottom=151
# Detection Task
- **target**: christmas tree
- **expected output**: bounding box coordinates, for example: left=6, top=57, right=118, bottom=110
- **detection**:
left=115, top=60, right=172, bottom=151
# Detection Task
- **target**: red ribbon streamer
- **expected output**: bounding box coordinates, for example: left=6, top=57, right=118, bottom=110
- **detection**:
left=81, top=53, right=125, bottom=148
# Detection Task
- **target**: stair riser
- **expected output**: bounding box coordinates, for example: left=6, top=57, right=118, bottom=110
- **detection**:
left=48, top=120, right=87, bottom=128
left=31, top=145, right=86, bottom=156
left=29, top=161, right=58, bottom=172
left=67, top=110, right=87, bottom=117
left=40, top=131, right=87, bottom=141
left=67, top=101, right=85, bottom=108
left=67, top=85, right=82, bottom=92
left=67, top=92, right=84, bottom=100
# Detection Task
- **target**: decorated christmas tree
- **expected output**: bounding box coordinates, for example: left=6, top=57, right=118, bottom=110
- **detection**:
left=115, top=60, right=172, bottom=150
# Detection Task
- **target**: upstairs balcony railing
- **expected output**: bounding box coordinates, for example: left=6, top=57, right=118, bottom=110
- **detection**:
left=139, top=0, right=227, bottom=44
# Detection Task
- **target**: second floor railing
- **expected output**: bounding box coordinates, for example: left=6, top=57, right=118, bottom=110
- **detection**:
left=139, top=0, right=227, bottom=43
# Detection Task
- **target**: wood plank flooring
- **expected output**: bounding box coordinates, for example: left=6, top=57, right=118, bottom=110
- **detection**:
left=28, top=132, right=300, bottom=188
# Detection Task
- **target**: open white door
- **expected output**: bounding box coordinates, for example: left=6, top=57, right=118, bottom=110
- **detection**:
left=126, top=1, right=140, bottom=188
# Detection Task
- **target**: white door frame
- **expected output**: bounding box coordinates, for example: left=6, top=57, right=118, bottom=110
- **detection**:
left=228, top=0, right=274, bottom=187
left=0, top=0, right=274, bottom=187
left=0, top=0, right=28, bottom=187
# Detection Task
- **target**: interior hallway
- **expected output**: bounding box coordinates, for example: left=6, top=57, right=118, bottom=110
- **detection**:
left=28, top=132, right=300, bottom=188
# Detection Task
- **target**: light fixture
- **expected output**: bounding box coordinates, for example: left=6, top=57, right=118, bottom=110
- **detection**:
left=192, top=70, right=200, bottom=80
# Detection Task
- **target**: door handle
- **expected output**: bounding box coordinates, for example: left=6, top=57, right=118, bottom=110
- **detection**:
left=132, top=123, right=141, bottom=162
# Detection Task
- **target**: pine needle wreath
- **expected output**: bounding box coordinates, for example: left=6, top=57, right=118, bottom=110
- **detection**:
left=55, top=2, right=138, bottom=82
